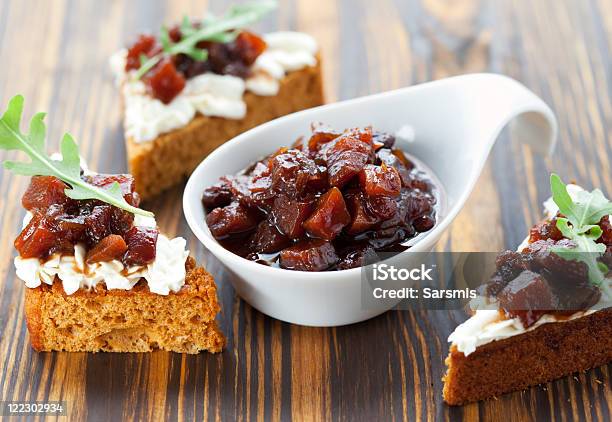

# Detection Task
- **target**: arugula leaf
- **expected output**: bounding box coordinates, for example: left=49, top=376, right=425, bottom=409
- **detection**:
left=180, top=16, right=198, bottom=37
left=134, top=55, right=162, bottom=81
left=549, top=174, right=611, bottom=297
left=0, top=95, right=153, bottom=217
left=552, top=218, right=607, bottom=284
left=551, top=173, right=612, bottom=227
left=159, top=27, right=172, bottom=51
left=202, top=30, right=239, bottom=44
left=134, top=1, right=276, bottom=79
left=167, top=2, right=274, bottom=59
left=550, top=174, right=574, bottom=218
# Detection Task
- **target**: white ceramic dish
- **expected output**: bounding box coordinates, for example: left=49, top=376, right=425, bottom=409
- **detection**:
left=183, top=73, right=557, bottom=327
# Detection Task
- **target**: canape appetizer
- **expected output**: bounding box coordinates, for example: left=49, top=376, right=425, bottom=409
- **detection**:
left=1, top=95, right=224, bottom=353
left=110, top=2, right=324, bottom=200
left=202, top=124, right=439, bottom=271
left=444, top=175, right=612, bottom=404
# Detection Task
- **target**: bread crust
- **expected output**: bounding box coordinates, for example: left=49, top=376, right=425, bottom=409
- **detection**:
left=443, top=308, right=612, bottom=405
left=24, top=286, right=44, bottom=351
left=125, top=58, right=325, bottom=200
left=23, top=257, right=226, bottom=354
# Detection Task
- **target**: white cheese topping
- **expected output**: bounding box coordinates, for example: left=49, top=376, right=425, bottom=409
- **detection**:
left=145, top=236, right=190, bottom=295
left=448, top=289, right=610, bottom=356
left=14, top=244, right=146, bottom=294
left=111, top=31, right=318, bottom=143
left=14, top=202, right=189, bottom=296
left=449, top=184, right=611, bottom=355
left=253, top=31, right=318, bottom=76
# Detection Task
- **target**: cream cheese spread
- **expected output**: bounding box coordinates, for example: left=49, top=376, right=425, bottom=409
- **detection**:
left=14, top=212, right=190, bottom=296
left=449, top=184, right=611, bottom=355
left=448, top=284, right=610, bottom=356
left=110, top=31, right=318, bottom=143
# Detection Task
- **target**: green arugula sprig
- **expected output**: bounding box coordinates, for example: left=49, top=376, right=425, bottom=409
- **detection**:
left=0, top=95, right=154, bottom=217
left=549, top=174, right=611, bottom=297
left=134, top=1, right=276, bottom=80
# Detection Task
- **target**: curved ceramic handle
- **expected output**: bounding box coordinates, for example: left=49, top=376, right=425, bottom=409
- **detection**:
left=399, top=73, right=558, bottom=222
left=449, top=73, right=558, bottom=156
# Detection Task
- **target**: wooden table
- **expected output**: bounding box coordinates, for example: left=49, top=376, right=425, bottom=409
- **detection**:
left=0, top=0, right=610, bottom=420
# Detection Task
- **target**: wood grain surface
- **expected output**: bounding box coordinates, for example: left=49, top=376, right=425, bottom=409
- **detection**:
left=0, top=0, right=610, bottom=421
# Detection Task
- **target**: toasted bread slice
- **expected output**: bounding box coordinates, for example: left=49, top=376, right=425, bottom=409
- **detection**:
left=126, top=58, right=324, bottom=200
left=443, top=308, right=612, bottom=405
left=24, top=257, right=225, bottom=353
